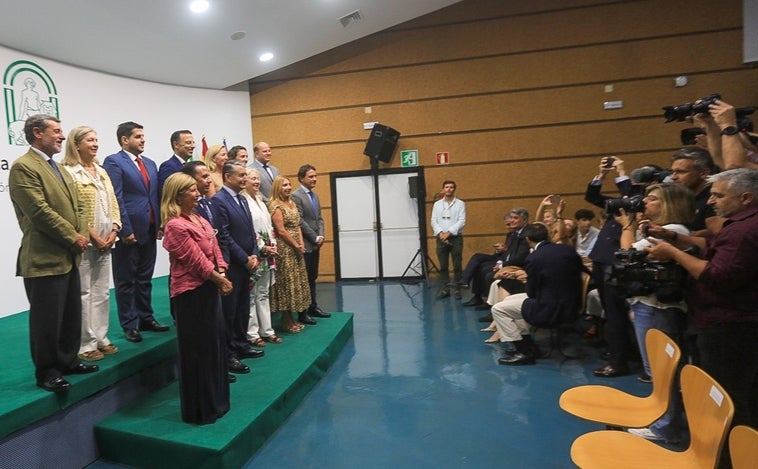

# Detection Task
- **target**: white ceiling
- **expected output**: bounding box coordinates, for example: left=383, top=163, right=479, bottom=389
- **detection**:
left=0, top=0, right=460, bottom=90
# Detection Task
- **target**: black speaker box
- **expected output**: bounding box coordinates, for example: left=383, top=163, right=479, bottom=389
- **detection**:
left=363, top=124, right=400, bottom=163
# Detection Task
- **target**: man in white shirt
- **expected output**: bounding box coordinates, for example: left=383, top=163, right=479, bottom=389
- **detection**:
left=574, top=208, right=599, bottom=267
left=431, top=180, right=466, bottom=299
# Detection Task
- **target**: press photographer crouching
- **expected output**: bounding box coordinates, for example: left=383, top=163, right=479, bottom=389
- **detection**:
left=611, top=182, right=694, bottom=443
left=645, top=168, right=758, bottom=462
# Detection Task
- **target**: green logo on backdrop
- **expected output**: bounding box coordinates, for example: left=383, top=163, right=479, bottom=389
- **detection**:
left=3, top=60, right=60, bottom=145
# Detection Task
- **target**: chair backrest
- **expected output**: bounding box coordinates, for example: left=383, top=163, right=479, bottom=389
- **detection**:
left=680, top=365, right=735, bottom=468
left=646, top=329, right=681, bottom=405
left=729, top=425, right=758, bottom=469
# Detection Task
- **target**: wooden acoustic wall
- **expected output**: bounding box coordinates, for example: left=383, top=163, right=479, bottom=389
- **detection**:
left=249, top=0, right=756, bottom=282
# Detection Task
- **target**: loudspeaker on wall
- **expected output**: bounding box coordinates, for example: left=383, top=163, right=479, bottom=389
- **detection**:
left=363, top=124, right=400, bottom=163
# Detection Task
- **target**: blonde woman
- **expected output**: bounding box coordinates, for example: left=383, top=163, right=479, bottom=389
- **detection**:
left=203, top=144, right=228, bottom=198
left=62, top=126, right=121, bottom=361
left=268, top=176, right=311, bottom=333
left=243, top=168, right=281, bottom=345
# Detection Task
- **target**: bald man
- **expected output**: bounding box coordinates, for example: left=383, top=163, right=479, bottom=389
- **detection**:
left=248, top=141, right=279, bottom=201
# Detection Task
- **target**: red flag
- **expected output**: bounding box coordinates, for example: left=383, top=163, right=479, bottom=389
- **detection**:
left=201, top=136, right=208, bottom=157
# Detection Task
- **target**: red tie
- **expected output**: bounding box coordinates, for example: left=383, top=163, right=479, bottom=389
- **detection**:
left=135, top=156, right=150, bottom=189
left=136, top=156, right=155, bottom=224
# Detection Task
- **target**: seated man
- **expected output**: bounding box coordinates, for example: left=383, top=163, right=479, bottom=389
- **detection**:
left=458, top=208, right=530, bottom=308
left=492, top=223, right=584, bottom=365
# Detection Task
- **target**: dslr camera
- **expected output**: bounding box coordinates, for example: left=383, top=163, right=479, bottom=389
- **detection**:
left=609, top=249, right=688, bottom=303
left=605, top=195, right=645, bottom=216
left=662, top=93, right=721, bottom=123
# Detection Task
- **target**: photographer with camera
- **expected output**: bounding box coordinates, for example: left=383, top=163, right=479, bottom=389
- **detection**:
left=585, top=156, right=635, bottom=377
left=646, top=169, right=758, bottom=459
left=614, top=183, right=694, bottom=443
left=688, top=97, right=758, bottom=170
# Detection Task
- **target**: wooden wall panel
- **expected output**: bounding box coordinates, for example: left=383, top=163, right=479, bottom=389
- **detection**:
left=249, top=0, right=756, bottom=283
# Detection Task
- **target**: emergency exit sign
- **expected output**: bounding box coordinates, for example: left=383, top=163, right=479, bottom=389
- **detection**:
left=400, top=150, right=418, bottom=167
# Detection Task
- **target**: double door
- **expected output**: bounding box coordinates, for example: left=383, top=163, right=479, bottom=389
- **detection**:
left=331, top=168, right=427, bottom=280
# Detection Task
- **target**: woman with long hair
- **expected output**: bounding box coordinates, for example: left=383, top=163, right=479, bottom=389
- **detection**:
left=162, top=173, right=233, bottom=424
left=62, top=126, right=121, bottom=362
left=203, top=144, right=228, bottom=198
left=267, top=176, right=311, bottom=334
left=615, top=182, right=694, bottom=443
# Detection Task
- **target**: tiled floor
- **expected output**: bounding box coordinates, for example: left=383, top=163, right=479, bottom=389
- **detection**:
left=240, top=280, right=648, bottom=469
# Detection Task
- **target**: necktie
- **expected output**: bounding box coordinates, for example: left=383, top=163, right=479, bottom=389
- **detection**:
left=135, top=156, right=150, bottom=189
left=237, top=194, right=251, bottom=219
left=198, top=198, right=213, bottom=223
left=262, top=163, right=273, bottom=181
left=135, top=156, right=154, bottom=224
left=48, top=158, right=64, bottom=182
left=308, top=190, right=318, bottom=214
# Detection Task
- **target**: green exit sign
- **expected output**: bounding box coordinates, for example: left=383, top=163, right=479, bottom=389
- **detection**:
left=400, top=149, right=418, bottom=167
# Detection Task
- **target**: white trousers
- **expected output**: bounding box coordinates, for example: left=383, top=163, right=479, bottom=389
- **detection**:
left=79, top=247, right=113, bottom=352
left=491, top=293, right=529, bottom=343
left=248, top=270, right=275, bottom=339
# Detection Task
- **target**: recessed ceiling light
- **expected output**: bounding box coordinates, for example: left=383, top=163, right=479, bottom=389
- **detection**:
left=190, top=0, right=209, bottom=13
left=259, top=52, right=274, bottom=62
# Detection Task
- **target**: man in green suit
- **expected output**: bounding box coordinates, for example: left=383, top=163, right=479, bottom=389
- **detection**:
left=9, top=114, right=99, bottom=392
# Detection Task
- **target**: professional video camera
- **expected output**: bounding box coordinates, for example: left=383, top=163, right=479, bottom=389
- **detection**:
left=608, top=249, right=689, bottom=303
left=663, top=93, right=721, bottom=123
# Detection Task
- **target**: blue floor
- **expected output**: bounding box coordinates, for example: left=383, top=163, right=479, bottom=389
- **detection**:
left=93, top=279, right=650, bottom=468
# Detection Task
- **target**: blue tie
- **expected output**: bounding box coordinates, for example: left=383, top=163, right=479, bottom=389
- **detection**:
left=197, top=198, right=213, bottom=223
left=48, top=158, right=64, bottom=182
left=308, top=190, right=318, bottom=213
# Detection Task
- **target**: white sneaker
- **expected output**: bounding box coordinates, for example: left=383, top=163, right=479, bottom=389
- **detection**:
left=627, top=427, right=665, bottom=441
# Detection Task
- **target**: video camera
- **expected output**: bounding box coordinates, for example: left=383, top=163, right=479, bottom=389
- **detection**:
left=608, top=249, right=689, bottom=303
left=663, top=93, right=721, bottom=123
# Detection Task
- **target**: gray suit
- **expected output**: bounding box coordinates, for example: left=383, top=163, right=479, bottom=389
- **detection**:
left=291, top=185, right=324, bottom=309
left=248, top=158, right=279, bottom=201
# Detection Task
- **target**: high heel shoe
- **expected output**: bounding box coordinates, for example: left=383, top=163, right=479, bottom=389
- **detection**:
left=480, top=326, right=496, bottom=332
left=484, top=336, right=500, bottom=343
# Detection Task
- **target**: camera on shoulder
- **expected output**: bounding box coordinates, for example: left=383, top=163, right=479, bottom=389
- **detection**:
left=608, top=249, right=688, bottom=303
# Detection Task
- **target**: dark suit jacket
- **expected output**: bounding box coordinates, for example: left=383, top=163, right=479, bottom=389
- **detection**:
left=585, top=178, right=632, bottom=265
left=157, top=154, right=184, bottom=194
left=103, top=150, right=160, bottom=243
left=210, top=188, right=258, bottom=268
left=498, top=229, right=530, bottom=268
left=9, top=149, right=86, bottom=277
left=291, top=185, right=324, bottom=252
left=522, top=242, right=583, bottom=327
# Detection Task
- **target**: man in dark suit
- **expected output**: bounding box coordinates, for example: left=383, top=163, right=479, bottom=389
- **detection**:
left=494, top=223, right=583, bottom=365
left=103, top=121, right=169, bottom=343
left=158, top=129, right=195, bottom=194
left=248, top=142, right=279, bottom=201
left=211, top=161, right=264, bottom=374
left=585, top=156, right=634, bottom=377
left=291, top=164, right=330, bottom=324
left=181, top=160, right=215, bottom=223
left=9, top=114, right=98, bottom=392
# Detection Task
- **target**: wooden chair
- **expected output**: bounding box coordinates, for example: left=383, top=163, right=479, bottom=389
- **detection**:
left=570, top=365, right=734, bottom=469
left=729, top=425, right=758, bottom=469
left=559, top=328, right=680, bottom=428
left=537, top=270, right=592, bottom=359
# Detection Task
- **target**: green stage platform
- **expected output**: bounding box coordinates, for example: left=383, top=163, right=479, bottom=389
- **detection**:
left=95, top=310, right=353, bottom=469
left=0, top=277, right=176, bottom=441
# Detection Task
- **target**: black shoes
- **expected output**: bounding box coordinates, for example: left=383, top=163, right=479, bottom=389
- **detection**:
left=437, top=289, right=450, bottom=299
left=228, top=358, right=250, bottom=374
left=310, top=306, right=331, bottom=318
left=463, top=296, right=483, bottom=307
left=298, top=312, right=317, bottom=325
left=124, top=329, right=143, bottom=342
left=65, top=363, right=99, bottom=375
left=37, top=376, right=71, bottom=392
left=228, top=374, right=237, bottom=383
left=139, top=320, right=170, bottom=332
left=592, top=364, right=630, bottom=378
left=238, top=347, right=265, bottom=359
left=498, top=352, right=536, bottom=366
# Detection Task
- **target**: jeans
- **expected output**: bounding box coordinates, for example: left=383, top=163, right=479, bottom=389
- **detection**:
left=630, top=302, right=687, bottom=441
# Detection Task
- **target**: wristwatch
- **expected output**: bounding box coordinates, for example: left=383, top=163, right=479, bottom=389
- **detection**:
left=720, top=126, right=739, bottom=136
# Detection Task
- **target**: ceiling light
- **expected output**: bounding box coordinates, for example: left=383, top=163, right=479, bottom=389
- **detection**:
left=230, top=31, right=246, bottom=40
left=259, top=52, right=274, bottom=62
left=190, top=0, right=209, bottom=13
